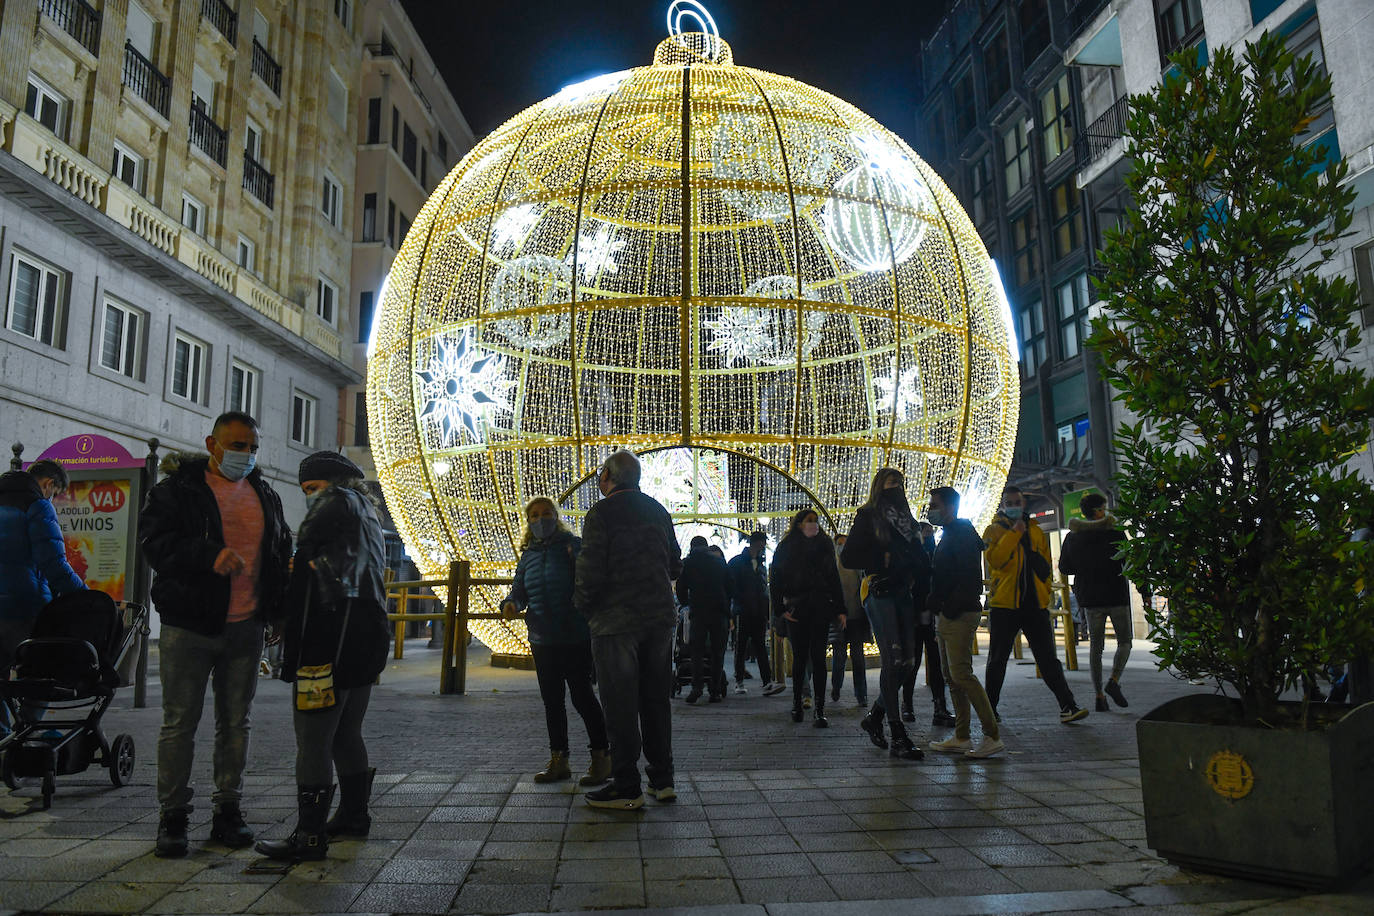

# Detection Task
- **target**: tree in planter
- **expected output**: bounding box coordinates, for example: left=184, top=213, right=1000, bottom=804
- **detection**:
left=1090, top=32, right=1374, bottom=724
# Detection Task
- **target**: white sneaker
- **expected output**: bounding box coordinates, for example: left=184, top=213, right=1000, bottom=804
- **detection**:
left=763, top=682, right=787, bottom=697
left=734, top=684, right=747, bottom=695
left=929, top=736, right=974, bottom=753
left=965, top=737, right=1005, bottom=759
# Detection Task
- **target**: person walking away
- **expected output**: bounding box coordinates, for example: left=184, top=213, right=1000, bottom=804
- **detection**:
left=983, top=486, right=1088, bottom=724
left=925, top=487, right=1004, bottom=757
left=771, top=509, right=845, bottom=727
left=840, top=469, right=927, bottom=759
left=254, top=452, right=390, bottom=861
left=896, top=523, right=957, bottom=728
left=139, top=412, right=291, bottom=857
left=728, top=532, right=783, bottom=696
left=499, top=497, right=610, bottom=785
left=1058, top=493, right=1132, bottom=712
left=0, top=459, right=86, bottom=736
left=574, top=450, right=682, bottom=810
left=830, top=534, right=868, bottom=707
left=676, top=537, right=732, bottom=703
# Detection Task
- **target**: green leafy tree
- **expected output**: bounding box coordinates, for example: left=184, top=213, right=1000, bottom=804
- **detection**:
left=1090, top=33, right=1374, bottom=724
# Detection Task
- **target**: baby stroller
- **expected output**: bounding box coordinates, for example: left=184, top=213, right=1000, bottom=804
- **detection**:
left=672, top=605, right=695, bottom=696
left=0, top=590, right=148, bottom=809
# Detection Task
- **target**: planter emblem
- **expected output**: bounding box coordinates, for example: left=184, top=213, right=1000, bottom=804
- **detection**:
left=1205, top=750, right=1254, bottom=800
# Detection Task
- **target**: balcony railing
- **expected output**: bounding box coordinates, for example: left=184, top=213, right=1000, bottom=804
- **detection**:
left=251, top=38, right=282, bottom=95
left=242, top=153, right=275, bottom=208
left=40, top=0, right=101, bottom=55
left=122, top=41, right=170, bottom=118
left=201, top=0, right=237, bottom=44
left=365, top=40, right=432, bottom=113
left=189, top=104, right=227, bottom=167
left=1076, top=95, right=1130, bottom=166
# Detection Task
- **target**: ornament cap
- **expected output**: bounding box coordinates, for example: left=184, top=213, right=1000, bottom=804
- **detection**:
left=656, top=1, right=731, bottom=66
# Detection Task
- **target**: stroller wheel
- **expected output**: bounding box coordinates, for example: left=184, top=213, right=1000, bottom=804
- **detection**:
left=109, top=734, right=135, bottom=787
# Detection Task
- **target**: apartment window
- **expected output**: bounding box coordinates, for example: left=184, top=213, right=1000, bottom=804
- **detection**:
left=1157, top=0, right=1204, bottom=60
left=366, top=97, right=381, bottom=144
left=1057, top=273, right=1091, bottom=360
left=420, top=150, right=428, bottom=188
left=321, top=173, right=342, bottom=227
left=1353, top=242, right=1374, bottom=327
left=984, top=28, right=1011, bottom=108
left=327, top=69, right=347, bottom=128
left=316, top=276, right=338, bottom=326
left=354, top=391, right=368, bottom=446
left=398, top=213, right=411, bottom=248
left=1286, top=13, right=1334, bottom=143
left=438, top=132, right=449, bottom=165
left=1049, top=177, right=1084, bottom=260
left=181, top=193, right=206, bottom=235
left=1011, top=208, right=1039, bottom=288
left=1019, top=0, right=1051, bottom=63
left=6, top=253, right=67, bottom=347
left=951, top=70, right=976, bottom=138
left=24, top=75, right=69, bottom=141
left=192, top=65, right=216, bottom=117
left=969, top=151, right=996, bottom=228
left=391, top=106, right=399, bottom=150
left=229, top=360, right=259, bottom=415
left=99, top=299, right=144, bottom=379
left=237, top=235, right=257, bottom=273
left=1041, top=73, right=1074, bottom=163
left=292, top=391, right=317, bottom=447
left=333, top=0, right=350, bottom=29
left=1017, top=301, right=1047, bottom=378
left=244, top=119, right=263, bottom=162
left=111, top=141, right=146, bottom=194
left=362, top=193, right=377, bottom=241
left=387, top=199, right=396, bottom=247
left=402, top=124, right=417, bottom=175
left=127, top=1, right=156, bottom=59
left=171, top=332, right=208, bottom=404
left=357, top=290, right=375, bottom=343
left=1002, top=119, right=1032, bottom=197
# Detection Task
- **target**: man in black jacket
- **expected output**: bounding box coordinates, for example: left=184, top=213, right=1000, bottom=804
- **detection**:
left=727, top=532, right=782, bottom=695
left=574, top=450, right=682, bottom=810
left=1058, top=493, right=1133, bottom=711
left=676, top=536, right=732, bottom=703
left=139, top=412, right=291, bottom=857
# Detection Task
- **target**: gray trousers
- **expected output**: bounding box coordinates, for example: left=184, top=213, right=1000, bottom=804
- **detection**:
left=293, top=684, right=372, bottom=785
left=157, top=620, right=263, bottom=814
left=1086, top=604, right=1133, bottom=695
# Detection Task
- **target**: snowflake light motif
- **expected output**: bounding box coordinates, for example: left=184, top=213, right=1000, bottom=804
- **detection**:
left=704, top=275, right=827, bottom=366
left=874, top=364, right=923, bottom=419
left=568, top=225, right=626, bottom=280
left=487, top=254, right=572, bottom=351
left=416, top=330, right=515, bottom=446
left=490, top=204, right=541, bottom=253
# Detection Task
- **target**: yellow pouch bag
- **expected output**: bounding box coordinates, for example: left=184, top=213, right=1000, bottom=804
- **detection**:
left=295, top=664, right=336, bottom=711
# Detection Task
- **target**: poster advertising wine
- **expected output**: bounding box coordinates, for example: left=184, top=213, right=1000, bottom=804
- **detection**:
left=51, top=478, right=133, bottom=601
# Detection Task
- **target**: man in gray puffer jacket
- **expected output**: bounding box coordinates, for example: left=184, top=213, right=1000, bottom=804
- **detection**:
left=573, top=450, right=682, bottom=810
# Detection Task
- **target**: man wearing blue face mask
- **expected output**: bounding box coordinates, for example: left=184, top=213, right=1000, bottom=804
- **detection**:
left=983, top=486, right=1087, bottom=725
left=139, top=411, right=292, bottom=857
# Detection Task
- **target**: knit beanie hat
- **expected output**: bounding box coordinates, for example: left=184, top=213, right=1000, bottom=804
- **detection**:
left=298, top=450, right=363, bottom=485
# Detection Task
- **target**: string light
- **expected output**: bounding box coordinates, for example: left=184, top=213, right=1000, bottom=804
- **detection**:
left=366, top=7, right=1019, bottom=656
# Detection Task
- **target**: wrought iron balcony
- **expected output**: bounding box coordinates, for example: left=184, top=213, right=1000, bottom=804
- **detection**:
left=40, top=0, right=101, bottom=55
left=189, top=103, right=227, bottom=167
left=122, top=41, right=170, bottom=118
left=243, top=152, right=274, bottom=208
left=201, top=0, right=237, bottom=44
left=365, top=40, right=432, bottom=113
left=1076, top=95, right=1130, bottom=166
left=251, top=38, right=282, bottom=95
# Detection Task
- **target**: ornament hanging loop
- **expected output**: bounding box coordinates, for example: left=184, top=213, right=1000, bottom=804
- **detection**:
left=667, top=1, right=725, bottom=63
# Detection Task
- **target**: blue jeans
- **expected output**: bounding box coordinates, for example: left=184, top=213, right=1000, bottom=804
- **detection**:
left=865, top=590, right=916, bottom=728
left=591, top=626, right=674, bottom=795
left=157, top=620, right=263, bottom=815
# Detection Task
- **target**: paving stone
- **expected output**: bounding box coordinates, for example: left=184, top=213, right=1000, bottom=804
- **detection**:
left=727, top=852, right=817, bottom=879
left=807, top=849, right=905, bottom=874
left=554, top=857, right=643, bottom=884
left=645, top=876, right=744, bottom=907
left=48, top=880, right=179, bottom=914
left=737, top=875, right=839, bottom=903
left=0, top=879, right=83, bottom=910
left=373, top=858, right=473, bottom=884
left=971, top=843, right=1072, bottom=867
left=916, top=865, right=1026, bottom=896
left=548, top=879, right=645, bottom=910
left=824, top=870, right=934, bottom=899
left=348, top=881, right=459, bottom=914
left=144, top=881, right=272, bottom=914
left=246, top=881, right=367, bottom=914
left=448, top=881, right=551, bottom=914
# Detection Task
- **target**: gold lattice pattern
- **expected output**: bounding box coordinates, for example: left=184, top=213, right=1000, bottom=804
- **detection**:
left=366, top=17, right=1020, bottom=656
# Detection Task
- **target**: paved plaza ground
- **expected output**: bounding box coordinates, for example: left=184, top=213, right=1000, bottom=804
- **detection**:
left=2, top=632, right=1372, bottom=915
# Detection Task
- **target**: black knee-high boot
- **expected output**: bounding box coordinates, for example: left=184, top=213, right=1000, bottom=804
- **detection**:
left=326, top=767, right=375, bottom=838
left=255, top=785, right=334, bottom=861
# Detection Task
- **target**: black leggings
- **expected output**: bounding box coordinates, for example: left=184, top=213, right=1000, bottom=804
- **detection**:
left=531, top=642, right=608, bottom=753
left=901, top=623, right=946, bottom=705
left=294, top=685, right=371, bottom=785
left=787, top=616, right=829, bottom=709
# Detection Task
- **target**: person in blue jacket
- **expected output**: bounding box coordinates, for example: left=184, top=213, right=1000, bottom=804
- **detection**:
left=502, top=497, right=610, bottom=787
left=0, top=459, right=85, bottom=735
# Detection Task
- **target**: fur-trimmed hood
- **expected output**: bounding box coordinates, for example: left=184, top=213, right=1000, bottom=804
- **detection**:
left=1068, top=513, right=1118, bottom=533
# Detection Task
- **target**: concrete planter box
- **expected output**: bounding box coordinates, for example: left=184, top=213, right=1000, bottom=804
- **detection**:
left=1137, top=694, right=1374, bottom=888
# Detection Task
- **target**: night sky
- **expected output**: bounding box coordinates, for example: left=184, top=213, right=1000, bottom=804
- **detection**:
left=399, top=0, right=951, bottom=153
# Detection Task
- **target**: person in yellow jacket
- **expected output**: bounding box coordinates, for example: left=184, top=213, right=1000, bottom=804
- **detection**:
left=982, top=486, right=1088, bottom=724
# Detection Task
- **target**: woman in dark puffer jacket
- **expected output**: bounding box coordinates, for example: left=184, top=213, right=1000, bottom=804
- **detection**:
left=501, top=497, right=610, bottom=787
left=769, top=508, right=846, bottom=727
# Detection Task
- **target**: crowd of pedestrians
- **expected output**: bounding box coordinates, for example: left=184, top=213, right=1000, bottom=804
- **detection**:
left=4, top=413, right=1150, bottom=858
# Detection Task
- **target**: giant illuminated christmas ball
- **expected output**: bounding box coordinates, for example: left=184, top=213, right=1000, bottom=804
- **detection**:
left=367, top=5, right=1019, bottom=656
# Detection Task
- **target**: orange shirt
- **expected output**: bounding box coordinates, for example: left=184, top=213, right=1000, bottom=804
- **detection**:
left=205, top=470, right=264, bottom=623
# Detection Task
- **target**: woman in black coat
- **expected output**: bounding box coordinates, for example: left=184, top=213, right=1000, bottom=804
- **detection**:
left=769, top=508, right=845, bottom=727
left=257, top=452, right=390, bottom=862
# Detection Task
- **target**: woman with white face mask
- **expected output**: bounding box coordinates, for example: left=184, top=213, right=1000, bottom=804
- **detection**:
left=769, top=508, right=846, bottom=727
left=501, top=498, right=610, bottom=787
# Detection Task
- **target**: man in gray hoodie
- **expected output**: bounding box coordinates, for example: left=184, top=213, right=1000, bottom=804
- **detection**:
left=1058, top=493, right=1132, bottom=712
